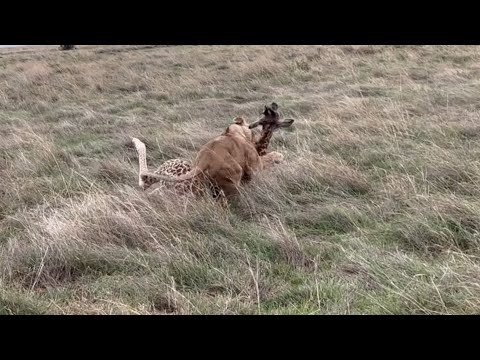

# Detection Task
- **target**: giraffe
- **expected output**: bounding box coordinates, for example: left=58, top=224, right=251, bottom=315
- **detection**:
left=132, top=104, right=295, bottom=198
left=249, top=102, right=294, bottom=156
left=132, top=138, right=208, bottom=197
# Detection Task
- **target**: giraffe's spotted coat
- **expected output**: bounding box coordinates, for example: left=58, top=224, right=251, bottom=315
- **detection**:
left=143, top=158, right=222, bottom=197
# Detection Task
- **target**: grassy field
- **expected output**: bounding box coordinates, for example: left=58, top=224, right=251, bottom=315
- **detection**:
left=1, top=45, right=480, bottom=314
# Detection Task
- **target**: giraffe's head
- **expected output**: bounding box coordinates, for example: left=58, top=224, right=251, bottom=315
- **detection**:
left=248, top=102, right=295, bottom=133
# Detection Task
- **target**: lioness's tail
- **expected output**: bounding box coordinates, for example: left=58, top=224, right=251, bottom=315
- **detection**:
left=132, top=137, right=149, bottom=187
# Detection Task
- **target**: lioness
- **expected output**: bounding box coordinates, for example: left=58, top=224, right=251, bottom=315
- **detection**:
left=140, top=117, right=277, bottom=199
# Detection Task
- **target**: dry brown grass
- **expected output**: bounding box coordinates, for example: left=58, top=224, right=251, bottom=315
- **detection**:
left=1, top=45, right=480, bottom=314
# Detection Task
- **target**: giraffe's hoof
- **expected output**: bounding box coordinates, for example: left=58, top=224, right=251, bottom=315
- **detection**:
left=270, top=151, right=284, bottom=163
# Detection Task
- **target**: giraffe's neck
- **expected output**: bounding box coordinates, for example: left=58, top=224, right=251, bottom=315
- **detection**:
left=256, top=128, right=274, bottom=156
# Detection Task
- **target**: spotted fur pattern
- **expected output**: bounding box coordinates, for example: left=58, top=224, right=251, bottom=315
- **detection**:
left=152, top=158, right=199, bottom=194
left=132, top=137, right=219, bottom=197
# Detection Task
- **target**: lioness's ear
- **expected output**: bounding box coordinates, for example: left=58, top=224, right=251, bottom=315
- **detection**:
left=233, top=117, right=245, bottom=125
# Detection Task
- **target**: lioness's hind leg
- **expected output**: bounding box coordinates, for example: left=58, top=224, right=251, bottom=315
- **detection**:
left=218, top=180, right=240, bottom=200
left=241, top=166, right=254, bottom=183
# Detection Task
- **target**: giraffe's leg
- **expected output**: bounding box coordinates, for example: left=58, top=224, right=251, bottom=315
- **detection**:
left=261, top=151, right=284, bottom=169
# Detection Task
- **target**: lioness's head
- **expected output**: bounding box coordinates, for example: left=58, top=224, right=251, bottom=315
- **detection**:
left=224, top=117, right=255, bottom=142
left=249, top=102, right=295, bottom=132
